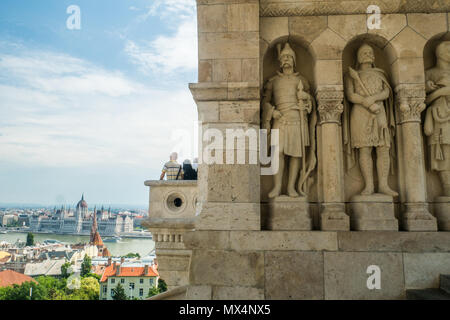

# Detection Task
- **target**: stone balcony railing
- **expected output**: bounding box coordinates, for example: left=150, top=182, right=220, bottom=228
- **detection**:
left=142, top=180, right=198, bottom=290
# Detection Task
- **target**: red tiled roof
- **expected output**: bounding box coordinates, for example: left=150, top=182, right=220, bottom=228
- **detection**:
left=100, top=264, right=158, bottom=283
left=0, top=270, right=37, bottom=288
left=101, top=247, right=111, bottom=257
left=91, top=231, right=104, bottom=246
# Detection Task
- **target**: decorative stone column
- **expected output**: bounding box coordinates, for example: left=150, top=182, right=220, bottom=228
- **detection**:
left=316, top=86, right=350, bottom=231
left=395, top=84, right=437, bottom=231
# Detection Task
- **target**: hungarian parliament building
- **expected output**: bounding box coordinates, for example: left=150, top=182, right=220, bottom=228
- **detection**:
left=29, top=195, right=134, bottom=236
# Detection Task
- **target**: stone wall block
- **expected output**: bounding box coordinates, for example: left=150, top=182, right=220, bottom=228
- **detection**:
left=390, top=26, right=427, bottom=59
left=230, top=231, right=338, bottom=251
left=197, top=101, right=219, bottom=122
left=310, top=28, right=346, bottom=60
left=315, top=60, right=343, bottom=85
left=328, top=15, right=367, bottom=41
left=212, top=59, right=242, bottom=82
left=368, top=14, right=407, bottom=42
left=265, top=251, right=324, bottom=299
left=228, top=3, right=259, bottom=32
left=289, top=16, right=327, bottom=44
left=324, top=252, right=405, bottom=299
left=260, top=17, right=289, bottom=45
left=407, top=13, right=447, bottom=39
left=199, top=32, right=259, bottom=60
left=189, top=250, right=265, bottom=287
left=198, top=4, right=227, bottom=33
left=183, top=230, right=230, bottom=250
left=391, top=58, right=426, bottom=85
left=404, top=253, right=450, bottom=289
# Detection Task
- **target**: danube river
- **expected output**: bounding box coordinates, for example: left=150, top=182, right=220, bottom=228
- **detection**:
left=0, top=232, right=155, bottom=257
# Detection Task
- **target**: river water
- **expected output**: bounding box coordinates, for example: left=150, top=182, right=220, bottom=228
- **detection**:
left=0, top=232, right=155, bottom=257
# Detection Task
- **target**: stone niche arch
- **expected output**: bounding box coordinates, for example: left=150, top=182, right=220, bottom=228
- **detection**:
left=260, top=37, right=320, bottom=228
left=341, top=34, right=400, bottom=209
left=423, top=32, right=450, bottom=204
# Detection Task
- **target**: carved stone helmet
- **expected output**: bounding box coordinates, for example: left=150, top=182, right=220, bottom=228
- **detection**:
left=356, top=43, right=375, bottom=67
left=278, top=43, right=296, bottom=67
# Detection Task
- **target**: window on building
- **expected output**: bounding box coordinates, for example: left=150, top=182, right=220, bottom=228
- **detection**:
left=139, top=288, right=143, bottom=296
left=121, top=278, right=124, bottom=284
left=111, top=289, right=114, bottom=297
left=103, top=286, right=107, bottom=293
left=130, top=283, right=135, bottom=290
left=150, top=278, right=154, bottom=286
left=111, top=278, right=115, bottom=284
left=140, top=278, right=143, bottom=284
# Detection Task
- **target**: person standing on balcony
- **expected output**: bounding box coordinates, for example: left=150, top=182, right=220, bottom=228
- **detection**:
left=160, top=152, right=183, bottom=180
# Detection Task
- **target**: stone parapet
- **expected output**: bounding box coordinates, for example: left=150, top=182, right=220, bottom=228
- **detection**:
left=259, top=0, right=450, bottom=17
left=177, top=230, right=450, bottom=300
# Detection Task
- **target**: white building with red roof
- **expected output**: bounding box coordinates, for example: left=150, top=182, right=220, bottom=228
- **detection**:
left=99, top=261, right=159, bottom=300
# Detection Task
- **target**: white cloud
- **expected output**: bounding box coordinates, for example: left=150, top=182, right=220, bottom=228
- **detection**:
left=125, top=19, right=197, bottom=74
left=0, top=47, right=198, bottom=169
left=124, top=0, right=198, bottom=75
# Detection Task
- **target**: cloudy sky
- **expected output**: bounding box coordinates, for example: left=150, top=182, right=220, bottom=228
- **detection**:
left=0, top=0, right=198, bottom=207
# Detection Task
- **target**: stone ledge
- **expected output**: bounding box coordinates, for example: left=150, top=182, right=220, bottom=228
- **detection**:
left=142, top=217, right=195, bottom=230
left=147, top=285, right=187, bottom=300
left=230, top=231, right=338, bottom=251
left=337, top=231, right=450, bottom=252
left=144, top=180, right=197, bottom=187
left=260, top=1, right=450, bottom=17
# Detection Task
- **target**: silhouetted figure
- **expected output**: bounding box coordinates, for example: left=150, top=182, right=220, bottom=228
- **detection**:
left=183, top=159, right=197, bottom=180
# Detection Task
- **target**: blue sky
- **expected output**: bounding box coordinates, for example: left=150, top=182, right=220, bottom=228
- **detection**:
left=0, top=0, right=198, bottom=207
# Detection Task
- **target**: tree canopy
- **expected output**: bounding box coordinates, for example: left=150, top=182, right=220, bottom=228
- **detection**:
left=25, top=232, right=34, bottom=246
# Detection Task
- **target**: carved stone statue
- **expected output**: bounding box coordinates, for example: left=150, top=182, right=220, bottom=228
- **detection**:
left=343, top=43, right=398, bottom=197
left=424, top=41, right=450, bottom=197
left=262, top=43, right=317, bottom=198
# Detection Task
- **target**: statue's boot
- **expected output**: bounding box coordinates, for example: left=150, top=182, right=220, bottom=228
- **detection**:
left=377, top=147, right=398, bottom=197
left=268, top=186, right=281, bottom=198
left=268, top=154, right=284, bottom=198
left=359, top=148, right=374, bottom=195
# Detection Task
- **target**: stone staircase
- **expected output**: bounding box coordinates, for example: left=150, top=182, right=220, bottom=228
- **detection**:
left=406, top=275, right=450, bottom=300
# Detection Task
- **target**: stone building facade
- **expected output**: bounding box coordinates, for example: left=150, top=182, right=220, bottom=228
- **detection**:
left=145, top=0, right=450, bottom=300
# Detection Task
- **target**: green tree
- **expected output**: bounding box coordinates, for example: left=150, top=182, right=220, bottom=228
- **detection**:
left=0, top=281, right=46, bottom=300
left=61, top=262, right=73, bottom=279
left=77, top=277, right=99, bottom=300
left=36, top=276, right=66, bottom=300
left=146, top=278, right=167, bottom=298
left=111, top=283, right=128, bottom=300
left=123, top=252, right=140, bottom=259
left=158, top=279, right=167, bottom=293
left=80, top=255, right=92, bottom=277
left=25, top=232, right=34, bottom=246
left=146, top=286, right=160, bottom=298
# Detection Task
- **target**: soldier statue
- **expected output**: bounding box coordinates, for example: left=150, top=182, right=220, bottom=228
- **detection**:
left=343, top=43, right=398, bottom=196
left=424, top=41, right=450, bottom=196
left=262, top=43, right=317, bottom=198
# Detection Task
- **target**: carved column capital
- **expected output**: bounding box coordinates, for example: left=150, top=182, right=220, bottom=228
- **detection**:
left=316, top=88, right=344, bottom=124
left=395, top=84, right=427, bottom=124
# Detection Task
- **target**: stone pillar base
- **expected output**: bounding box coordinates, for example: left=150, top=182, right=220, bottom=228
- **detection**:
left=435, top=197, right=450, bottom=231
left=401, top=203, right=437, bottom=231
left=320, top=203, right=350, bottom=231
left=267, top=196, right=312, bottom=230
left=350, top=194, right=398, bottom=231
